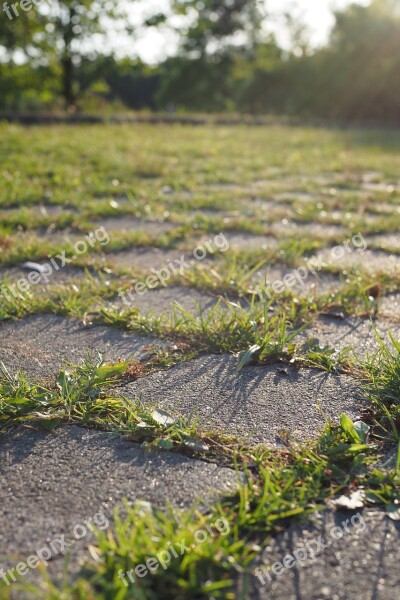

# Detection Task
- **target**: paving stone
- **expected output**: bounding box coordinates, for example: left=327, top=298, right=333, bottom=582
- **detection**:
left=186, top=208, right=241, bottom=220
left=241, top=509, right=400, bottom=600
left=315, top=247, right=400, bottom=275
left=0, top=264, right=90, bottom=288
left=370, top=233, right=400, bottom=252
left=361, top=170, right=383, bottom=183
left=366, top=202, right=400, bottom=215
left=0, top=204, right=70, bottom=218
left=0, top=314, right=166, bottom=379
left=119, top=355, right=361, bottom=446
left=274, top=192, right=318, bottom=202
left=304, top=315, right=400, bottom=358
left=113, top=285, right=219, bottom=317
left=325, top=208, right=375, bottom=223
left=362, top=181, right=400, bottom=193
left=21, top=229, right=84, bottom=247
left=252, top=264, right=339, bottom=295
left=202, top=182, right=271, bottom=194
left=0, top=425, right=238, bottom=580
left=90, top=216, right=175, bottom=235
left=271, top=221, right=345, bottom=240
left=378, top=293, right=400, bottom=319
left=221, top=232, right=278, bottom=251
left=107, top=246, right=189, bottom=272
left=248, top=198, right=292, bottom=214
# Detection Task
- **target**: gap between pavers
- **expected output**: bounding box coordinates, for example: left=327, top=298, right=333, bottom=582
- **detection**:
left=0, top=425, right=239, bottom=583
left=118, top=355, right=361, bottom=446
left=241, top=508, right=400, bottom=600
left=0, top=314, right=168, bottom=379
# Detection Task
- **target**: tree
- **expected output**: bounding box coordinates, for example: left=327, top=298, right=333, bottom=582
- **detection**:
left=172, top=0, right=264, bottom=57
left=155, top=0, right=265, bottom=111
left=326, top=0, right=400, bottom=121
left=37, top=1, right=127, bottom=109
left=0, top=5, right=39, bottom=52
left=0, top=1, right=137, bottom=109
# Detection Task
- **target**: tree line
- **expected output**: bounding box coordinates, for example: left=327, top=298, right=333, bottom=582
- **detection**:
left=1, top=0, right=399, bottom=123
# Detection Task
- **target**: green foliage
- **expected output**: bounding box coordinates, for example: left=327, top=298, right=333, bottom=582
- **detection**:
left=157, top=54, right=236, bottom=112
left=363, top=327, right=400, bottom=440
left=236, top=0, right=400, bottom=121
left=0, top=3, right=39, bottom=50
left=1, top=0, right=400, bottom=119
left=0, top=0, right=129, bottom=108
left=159, top=0, right=400, bottom=120
left=173, top=0, right=262, bottom=55
left=18, top=417, right=399, bottom=599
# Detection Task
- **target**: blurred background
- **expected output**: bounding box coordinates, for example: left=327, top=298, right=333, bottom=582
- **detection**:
left=0, top=0, right=399, bottom=123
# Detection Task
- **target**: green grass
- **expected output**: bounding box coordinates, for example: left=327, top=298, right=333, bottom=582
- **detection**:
left=1, top=121, right=400, bottom=598
left=0, top=355, right=398, bottom=600
left=362, top=328, right=400, bottom=441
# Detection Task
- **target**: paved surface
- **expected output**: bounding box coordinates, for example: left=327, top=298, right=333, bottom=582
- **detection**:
left=304, top=316, right=400, bottom=358
left=241, top=509, right=400, bottom=600
left=121, top=355, right=362, bottom=445
left=90, top=216, right=175, bottom=235
left=0, top=314, right=167, bottom=379
left=1, top=153, right=399, bottom=598
left=253, top=265, right=339, bottom=295
left=109, top=246, right=189, bottom=271
left=0, top=265, right=89, bottom=287
left=112, top=285, right=221, bottom=316
left=379, top=293, right=400, bottom=320
left=316, top=247, right=400, bottom=275
left=0, top=425, right=239, bottom=577
left=220, top=232, right=277, bottom=250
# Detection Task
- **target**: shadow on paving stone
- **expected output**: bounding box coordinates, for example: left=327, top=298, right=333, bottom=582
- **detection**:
left=120, top=355, right=362, bottom=446
left=304, top=316, right=400, bottom=359
left=0, top=425, right=239, bottom=587
left=240, top=509, right=400, bottom=600
left=0, top=314, right=168, bottom=379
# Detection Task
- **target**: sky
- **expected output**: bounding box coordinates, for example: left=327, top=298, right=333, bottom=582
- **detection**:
left=111, top=0, right=370, bottom=64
